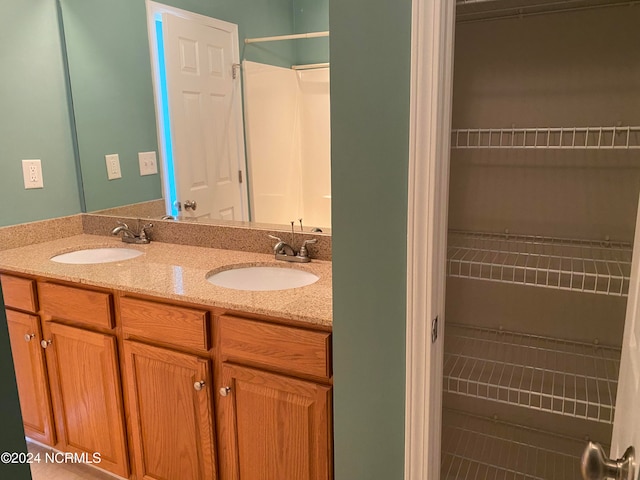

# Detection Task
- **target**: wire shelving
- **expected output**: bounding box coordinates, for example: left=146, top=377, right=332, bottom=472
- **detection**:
left=447, top=230, right=632, bottom=296
left=443, top=323, right=621, bottom=424
left=442, top=409, right=586, bottom=479
left=451, top=126, right=640, bottom=150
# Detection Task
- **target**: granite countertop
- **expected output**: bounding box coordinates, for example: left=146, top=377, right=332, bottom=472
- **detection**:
left=0, top=234, right=332, bottom=327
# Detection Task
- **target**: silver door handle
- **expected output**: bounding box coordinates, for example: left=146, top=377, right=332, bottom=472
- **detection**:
left=581, top=441, right=635, bottom=480
left=184, top=200, right=197, bottom=211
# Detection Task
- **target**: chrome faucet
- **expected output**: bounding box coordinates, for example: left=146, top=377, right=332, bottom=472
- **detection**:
left=111, top=221, right=153, bottom=244
left=268, top=235, right=317, bottom=263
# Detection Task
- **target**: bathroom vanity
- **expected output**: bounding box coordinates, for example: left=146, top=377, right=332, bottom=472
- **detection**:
left=0, top=233, right=333, bottom=480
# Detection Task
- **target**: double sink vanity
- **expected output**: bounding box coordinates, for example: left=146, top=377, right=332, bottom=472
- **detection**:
left=0, top=214, right=333, bottom=480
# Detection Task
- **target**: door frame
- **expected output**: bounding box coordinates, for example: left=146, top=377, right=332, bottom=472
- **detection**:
left=405, top=1, right=456, bottom=479
left=145, top=0, right=249, bottom=220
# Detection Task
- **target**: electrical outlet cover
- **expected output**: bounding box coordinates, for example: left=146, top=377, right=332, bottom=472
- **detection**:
left=138, top=151, right=158, bottom=176
left=105, top=154, right=122, bottom=180
left=22, top=159, right=44, bottom=189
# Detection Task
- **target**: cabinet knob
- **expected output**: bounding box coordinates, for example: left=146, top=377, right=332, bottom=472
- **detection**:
left=219, top=386, right=231, bottom=397
left=194, top=381, right=206, bottom=391
left=40, top=339, right=52, bottom=349
left=24, top=334, right=35, bottom=342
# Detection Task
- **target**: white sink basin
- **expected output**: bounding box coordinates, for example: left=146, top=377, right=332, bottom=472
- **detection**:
left=50, top=248, right=143, bottom=264
left=206, top=266, right=319, bottom=291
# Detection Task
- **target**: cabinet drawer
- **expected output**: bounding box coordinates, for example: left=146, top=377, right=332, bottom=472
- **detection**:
left=219, top=315, right=331, bottom=379
left=39, top=282, right=113, bottom=329
left=1, top=274, right=37, bottom=313
left=120, top=297, right=210, bottom=352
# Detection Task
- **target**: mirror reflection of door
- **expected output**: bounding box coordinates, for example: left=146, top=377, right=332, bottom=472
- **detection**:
left=148, top=2, right=248, bottom=221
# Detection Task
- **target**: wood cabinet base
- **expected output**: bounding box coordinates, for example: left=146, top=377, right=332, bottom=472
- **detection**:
left=123, top=341, right=217, bottom=480
left=218, top=363, right=333, bottom=480
left=6, top=310, right=55, bottom=446
left=44, top=322, right=129, bottom=478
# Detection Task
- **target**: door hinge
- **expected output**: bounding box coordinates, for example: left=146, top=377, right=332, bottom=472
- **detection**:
left=431, top=316, right=439, bottom=343
left=238, top=170, right=243, bottom=183
left=232, top=63, right=241, bottom=80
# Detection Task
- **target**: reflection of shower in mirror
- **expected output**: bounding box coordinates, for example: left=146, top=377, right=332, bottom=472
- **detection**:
left=243, top=60, right=331, bottom=230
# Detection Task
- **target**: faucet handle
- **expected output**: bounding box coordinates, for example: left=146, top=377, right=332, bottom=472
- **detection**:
left=139, top=223, right=153, bottom=240
left=298, top=238, right=317, bottom=259
left=268, top=234, right=282, bottom=242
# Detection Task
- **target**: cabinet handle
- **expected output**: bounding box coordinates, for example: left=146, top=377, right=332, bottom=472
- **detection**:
left=219, top=386, right=231, bottom=397
left=40, top=339, right=52, bottom=349
left=24, top=334, right=35, bottom=342
left=194, top=381, right=206, bottom=391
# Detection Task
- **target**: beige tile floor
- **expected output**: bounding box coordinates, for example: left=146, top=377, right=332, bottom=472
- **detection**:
left=27, top=441, right=121, bottom=480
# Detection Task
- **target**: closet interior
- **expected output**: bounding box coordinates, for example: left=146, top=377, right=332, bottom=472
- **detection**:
left=442, top=1, right=640, bottom=478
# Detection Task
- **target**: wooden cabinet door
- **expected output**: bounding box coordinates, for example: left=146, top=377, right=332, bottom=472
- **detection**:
left=6, top=310, right=55, bottom=445
left=43, top=322, right=129, bottom=478
left=218, top=363, right=333, bottom=480
left=123, top=341, right=217, bottom=480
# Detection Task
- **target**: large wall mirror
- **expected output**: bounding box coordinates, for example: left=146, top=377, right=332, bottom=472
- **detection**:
left=58, top=0, right=330, bottom=232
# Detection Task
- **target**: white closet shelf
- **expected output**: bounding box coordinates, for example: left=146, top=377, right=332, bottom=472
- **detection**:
left=442, top=410, right=585, bottom=480
left=444, top=323, right=621, bottom=424
left=451, top=126, right=640, bottom=149
left=455, top=0, right=634, bottom=23
left=447, top=230, right=632, bottom=296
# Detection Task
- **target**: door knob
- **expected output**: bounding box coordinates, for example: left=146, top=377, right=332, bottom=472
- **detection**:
left=184, top=200, right=197, bottom=211
left=581, top=441, right=635, bottom=480
left=24, top=333, right=35, bottom=342
left=40, top=339, right=52, bottom=349
left=194, top=381, right=206, bottom=391
left=219, top=386, right=231, bottom=397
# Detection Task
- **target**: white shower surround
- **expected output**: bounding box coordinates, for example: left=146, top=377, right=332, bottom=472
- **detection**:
left=242, top=60, right=331, bottom=229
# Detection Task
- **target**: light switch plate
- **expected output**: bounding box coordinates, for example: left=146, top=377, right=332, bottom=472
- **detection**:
left=105, top=154, right=122, bottom=180
left=138, top=151, right=158, bottom=176
left=22, top=159, right=44, bottom=189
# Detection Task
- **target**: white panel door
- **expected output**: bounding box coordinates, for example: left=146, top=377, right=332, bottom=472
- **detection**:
left=162, top=13, right=246, bottom=221
left=608, top=194, right=640, bottom=478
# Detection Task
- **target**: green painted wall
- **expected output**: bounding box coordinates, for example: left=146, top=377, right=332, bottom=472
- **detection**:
left=293, top=0, right=329, bottom=65
left=60, top=0, right=298, bottom=212
left=330, top=0, right=411, bottom=478
left=59, top=0, right=162, bottom=212
left=0, top=0, right=82, bottom=227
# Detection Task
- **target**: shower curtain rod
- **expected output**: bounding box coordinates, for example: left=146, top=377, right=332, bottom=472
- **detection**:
left=245, top=31, right=329, bottom=44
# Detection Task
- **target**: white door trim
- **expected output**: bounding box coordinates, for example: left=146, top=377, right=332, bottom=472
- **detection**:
left=405, top=1, right=456, bottom=479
